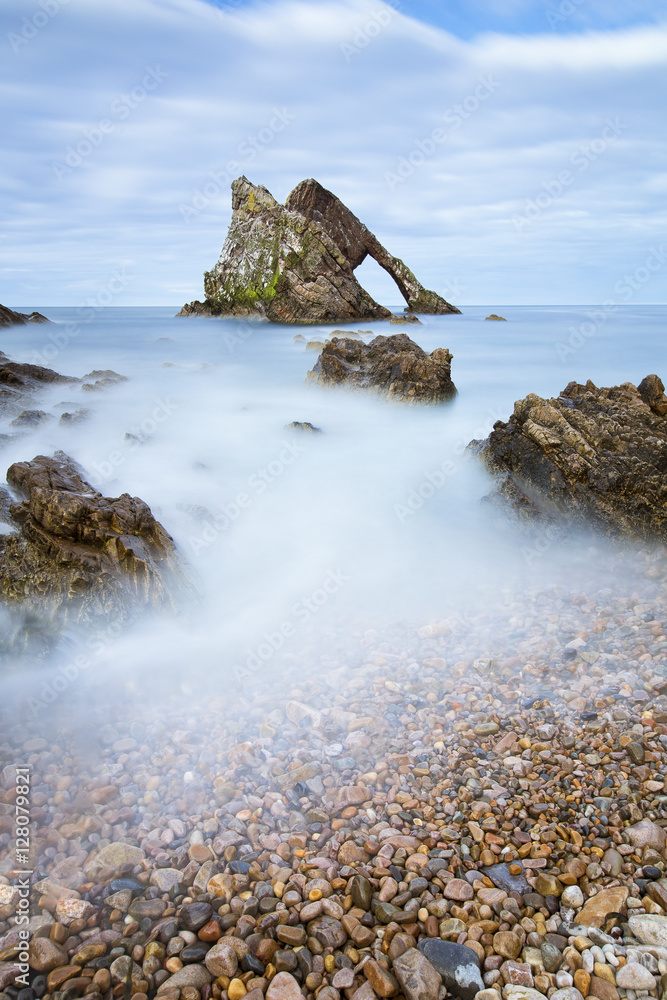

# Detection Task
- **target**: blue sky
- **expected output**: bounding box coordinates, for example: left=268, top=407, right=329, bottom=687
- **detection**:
left=1, top=0, right=666, bottom=306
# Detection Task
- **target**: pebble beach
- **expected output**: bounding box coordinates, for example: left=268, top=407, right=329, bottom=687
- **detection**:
left=2, top=542, right=667, bottom=1000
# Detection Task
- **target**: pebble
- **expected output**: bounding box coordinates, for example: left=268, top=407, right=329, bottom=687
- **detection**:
left=6, top=554, right=667, bottom=1000
left=616, top=963, right=657, bottom=990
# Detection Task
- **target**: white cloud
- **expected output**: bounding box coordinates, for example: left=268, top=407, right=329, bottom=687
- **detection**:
left=0, top=0, right=665, bottom=306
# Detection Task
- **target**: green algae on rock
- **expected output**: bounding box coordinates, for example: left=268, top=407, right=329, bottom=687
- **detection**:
left=179, top=177, right=459, bottom=324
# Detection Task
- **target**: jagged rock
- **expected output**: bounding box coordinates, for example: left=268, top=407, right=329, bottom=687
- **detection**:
left=307, top=333, right=456, bottom=404
left=0, top=350, right=76, bottom=422
left=59, top=409, right=89, bottom=425
left=486, top=314, right=507, bottom=321
left=179, top=177, right=459, bottom=323
left=390, top=313, right=422, bottom=324
left=471, top=376, right=667, bottom=538
left=81, top=369, right=128, bottom=391
left=0, top=304, right=49, bottom=327
left=10, top=410, right=52, bottom=428
left=638, top=374, right=667, bottom=416
left=0, top=452, right=187, bottom=628
left=285, top=422, right=322, bottom=433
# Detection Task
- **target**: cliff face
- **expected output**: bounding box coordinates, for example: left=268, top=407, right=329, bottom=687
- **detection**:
left=179, top=177, right=459, bottom=324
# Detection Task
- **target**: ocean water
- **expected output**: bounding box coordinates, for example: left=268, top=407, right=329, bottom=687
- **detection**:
left=1, top=303, right=665, bottom=710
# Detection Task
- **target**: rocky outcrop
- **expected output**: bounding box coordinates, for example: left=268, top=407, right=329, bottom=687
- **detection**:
left=307, top=333, right=456, bottom=403
left=0, top=352, right=127, bottom=430
left=0, top=304, right=49, bottom=327
left=472, top=375, right=667, bottom=538
left=0, top=350, right=75, bottom=420
left=179, top=177, right=459, bottom=324
left=286, top=178, right=458, bottom=315
left=0, top=453, right=186, bottom=627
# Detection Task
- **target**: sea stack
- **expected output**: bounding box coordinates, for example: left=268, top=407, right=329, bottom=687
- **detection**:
left=179, top=177, right=460, bottom=324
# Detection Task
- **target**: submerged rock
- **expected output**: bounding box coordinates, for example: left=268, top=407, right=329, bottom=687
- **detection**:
left=0, top=303, right=49, bottom=327
left=285, top=421, right=323, bottom=433
left=0, top=452, right=187, bottom=627
left=471, top=375, right=667, bottom=538
left=307, top=333, right=456, bottom=404
left=179, top=176, right=459, bottom=323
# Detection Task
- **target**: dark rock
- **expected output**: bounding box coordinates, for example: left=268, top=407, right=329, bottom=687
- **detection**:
left=10, top=410, right=52, bottom=428
left=179, top=176, right=459, bottom=324
left=472, top=376, right=667, bottom=539
left=540, top=942, right=562, bottom=972
left=179, top=902, right=213, bottom=932
left=180, top=943, right=211, bottom=963
left=59, top=409, right=88, bottom=425
left=0, top=304, right=49, bottom=327
left=81, top=370, right=128, bottom=392
left=0, top=453, right=187, bottom=629
left=0, top=351, right=75, bottom=420
left=285, top=422, right=322, bottom=433
left=417, top=940, right=483, bottom=1000
left=638, top=374, right=667, bottom=416
left=307, top=334, right=456, bottom=404
left=349, top=875, right=372, bottom=910
left=390, top=313, right=422, bottom=324
left=481, top=862, right=531, bottom=896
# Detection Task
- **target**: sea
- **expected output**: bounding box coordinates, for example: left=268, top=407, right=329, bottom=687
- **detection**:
left=0, top=303, right=665, bottom=719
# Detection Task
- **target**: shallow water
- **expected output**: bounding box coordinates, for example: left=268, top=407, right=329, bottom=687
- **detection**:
left=1, top=303, right=665, bottom=711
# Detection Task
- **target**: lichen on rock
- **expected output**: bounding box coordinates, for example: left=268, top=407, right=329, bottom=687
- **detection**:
left=179, top=177, right=459, bottom=324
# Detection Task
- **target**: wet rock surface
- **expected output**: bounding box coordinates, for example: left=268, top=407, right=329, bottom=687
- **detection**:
left=473, top=376, right=667, bottom=539
left=307, top=334, right=456, bottom=404
left=0, top=304, right=49, bottom=327
left=3, top=548, right=667, bottom=1000
left=0, top=452, right=187, bottom=629
left=178, top=177, right=458, bottom=324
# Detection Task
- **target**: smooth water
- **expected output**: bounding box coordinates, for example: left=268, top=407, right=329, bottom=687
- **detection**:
left=1, top=304, right=665, bottom=703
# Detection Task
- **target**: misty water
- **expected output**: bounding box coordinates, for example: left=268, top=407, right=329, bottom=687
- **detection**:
left=1, top=303, right=665, bottom=717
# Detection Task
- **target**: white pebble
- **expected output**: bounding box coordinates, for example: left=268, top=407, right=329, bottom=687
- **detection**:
left=581, top=952, right=595, bottom=973
left=561, top=885, right=584, bottom=908
left=591, top=945, right=606, bottom=965
left=556, top=972, right=573, bottom=988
